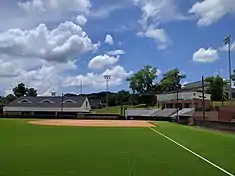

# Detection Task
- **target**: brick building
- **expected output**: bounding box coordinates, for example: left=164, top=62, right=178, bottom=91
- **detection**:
left=156, top=91, right=211, bottom=110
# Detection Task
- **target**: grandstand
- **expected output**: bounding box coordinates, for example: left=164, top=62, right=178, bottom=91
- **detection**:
left=125, top=109, right=160, bottom=117
left=154, top=108, right=177, bottom=117
left=170, top=108, right=195, bottom=117
left=125, top=108, right=195, bottom=119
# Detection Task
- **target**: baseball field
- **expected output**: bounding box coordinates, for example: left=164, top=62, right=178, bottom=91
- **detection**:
left=0, top=119, right=235, bottom=176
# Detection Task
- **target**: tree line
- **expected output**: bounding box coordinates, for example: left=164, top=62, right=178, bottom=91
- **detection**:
left=1, top=66, right=235, bottom=106
left=0, top=83, right=37, bottom=105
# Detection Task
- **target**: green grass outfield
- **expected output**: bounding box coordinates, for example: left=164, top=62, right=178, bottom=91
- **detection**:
left=213, top=100, right=235, bottom=107
left=0, top=119, right=235, bottom=176
left=94, top=105, right=159, bottom=114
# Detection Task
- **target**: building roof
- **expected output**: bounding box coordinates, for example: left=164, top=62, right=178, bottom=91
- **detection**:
left=165, top=80, right=235, bottom=94
left=183, top=81, right=210, bottom=90
left=6, top=96, right=87, bottom=108
left=183, top=80, right=235, bottom=93
left=157, top=91, right=211, bottom=101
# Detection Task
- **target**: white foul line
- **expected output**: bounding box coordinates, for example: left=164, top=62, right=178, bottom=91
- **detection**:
left=149, top=127, right=234, bottom=176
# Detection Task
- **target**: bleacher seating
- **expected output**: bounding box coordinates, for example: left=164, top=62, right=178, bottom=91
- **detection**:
left=125, top=108, right=196, bottom=118
left=154, top=109, right=177, bottom=117
left=170, top=108, right=195, bottom=117
left=125, top=109, right=160, bottom=117
left=142, top=109, right=161, bottom=116
left=125, top=108, right=177, bottom=117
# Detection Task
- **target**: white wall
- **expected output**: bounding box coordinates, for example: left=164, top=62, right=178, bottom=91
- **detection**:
left=81, top=97, right=91, bottom=111
left=192, top=92, right=211, bottom=100
left=4, top=97, right=92, bottom=113
left=3, top=106, right=91, bottom=112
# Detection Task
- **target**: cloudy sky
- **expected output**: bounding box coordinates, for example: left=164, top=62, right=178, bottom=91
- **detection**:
left=0, top=0, right=234, bottom=95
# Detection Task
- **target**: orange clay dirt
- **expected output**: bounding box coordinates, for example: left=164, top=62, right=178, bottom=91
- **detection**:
left=29, top=119, right=155, bottom=127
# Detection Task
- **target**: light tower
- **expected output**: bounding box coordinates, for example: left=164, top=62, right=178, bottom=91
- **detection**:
left=104, top=75, right=111, bottom=108
left=223, top=35, right=232, bottom=104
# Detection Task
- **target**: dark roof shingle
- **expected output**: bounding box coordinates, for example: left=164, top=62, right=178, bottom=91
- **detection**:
left=6, top=96, right=87, bottom=107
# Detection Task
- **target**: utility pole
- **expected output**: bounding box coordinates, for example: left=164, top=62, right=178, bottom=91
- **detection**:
left=80, top=79, right=83, bottom=94
left=61, top=93, right=64, bottom=113
left=223, top=35, right=232, bottom=104
left=104, top=75, right=111, bottom=108
left=202, top=76, right=205, bottom=121
left=120, top=98, right=123, bottom=116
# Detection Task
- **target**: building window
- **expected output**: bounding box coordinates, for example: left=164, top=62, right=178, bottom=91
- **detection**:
left=63, top=99, right=76, bottom=104
left=86, top=101, right=88, bottom=107
left=18, top=99, right=32, bottom=103
left=40, top=99, right=53, bottom=103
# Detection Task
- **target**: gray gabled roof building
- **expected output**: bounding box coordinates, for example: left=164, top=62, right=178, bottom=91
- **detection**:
left=3, top=96, right=91, bottom=114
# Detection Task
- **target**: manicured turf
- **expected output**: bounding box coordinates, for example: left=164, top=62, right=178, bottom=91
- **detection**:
left=94, top=105, right=159, bottom=114
left=213, top=100, right=235, bottom=107
left=93, top=105, right=126, bottom=114
left=0, top=119, right=235, bottom=176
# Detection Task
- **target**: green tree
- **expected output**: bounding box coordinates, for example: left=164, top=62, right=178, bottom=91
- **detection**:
left=205, top=75, right=228, bottom=101
left=116, top=90, right=130, bottom=105
left=0, top=97, right=6, bottom=105
left=150, top=84, right=162, bottom=94
left=26, top=88, right=37, bottom=97
left=126, top=65, right=158, bottom=94
left=5, top=94, right=16, bottom=103
left=13, top=83, right=37, bottom=98
left=128, top=94, right=139, bottom=105
left=13, top=83, right=27, bottom=98
left=160, top=68, right=186, bottom=92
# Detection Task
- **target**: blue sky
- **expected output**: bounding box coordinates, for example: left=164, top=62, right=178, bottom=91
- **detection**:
left=0, top=0, right=234, bottom=95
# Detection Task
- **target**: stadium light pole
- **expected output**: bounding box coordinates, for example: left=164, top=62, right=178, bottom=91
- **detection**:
left=80, top=79, right=83, bottom=94
left=104, top=75, right=111, bottom=108
left=223, top=35, right=232, bottom=104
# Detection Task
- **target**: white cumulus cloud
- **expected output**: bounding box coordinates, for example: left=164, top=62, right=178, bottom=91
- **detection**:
left=65, top=65, right=133, bottom=88
left=0, top=21, right=96, bottom=63
left=189, top=0, right=235, bottom=26
left=88, top=54, right=119, bottom=69
left=76, top=15, right=87, bottom=26
left=18, top=0, right=46, bottom=13
left=18, top=0, right=91, bottom=14
left=104, top=34, right=114, bottom=45
left=133, top=0, right=183, bottom=50
left=106, top=49, right=126, bottom=56
left=219, top=41, right=235, bottom=51
left=0, top=55, right=77, bottom=95
left=134, top=0, right=188, bottom=28
left=192, top=48, right=219, bottom=63
left=138, top=25, right=172, bottom=49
